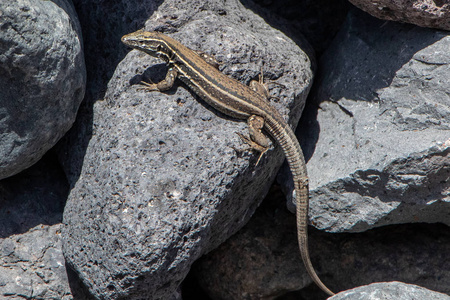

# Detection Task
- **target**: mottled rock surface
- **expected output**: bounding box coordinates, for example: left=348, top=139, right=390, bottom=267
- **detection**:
left=330, top=282, right=450, bottom=300
left=0, top=0, right=85, bottom=179
left=0, top=225, right=72, bottom=299
left=282, top=9, right=450, bottom=233
left=348, top=0, right=450, bottom=31
left=62, top=0, right=313, bottom=299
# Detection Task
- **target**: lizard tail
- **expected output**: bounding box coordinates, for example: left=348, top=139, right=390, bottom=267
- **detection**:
left=265, top=114, right=334, bottom=296
left=295, top=179, right=335, bottom=296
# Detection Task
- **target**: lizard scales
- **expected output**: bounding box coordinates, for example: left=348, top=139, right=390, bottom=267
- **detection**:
left=121, top=30, right=334, bottom=296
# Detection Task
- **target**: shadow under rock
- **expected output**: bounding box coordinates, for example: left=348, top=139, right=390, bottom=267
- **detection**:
left=66, top=263, right=98, bottom=300
left=56, top=0, right=165, bottom=187
left=0, top=151, right=68, bottom=239
left=241, top=0, right=350, bottom=60
left=186, top=184, right=450, bottom=299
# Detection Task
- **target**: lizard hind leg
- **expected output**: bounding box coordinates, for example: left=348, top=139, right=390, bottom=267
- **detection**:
left=249, top=68, right=286, bottom=101
left=249, top=68, right=270, bottom=99
left=236, top=115, right=271, bottom=166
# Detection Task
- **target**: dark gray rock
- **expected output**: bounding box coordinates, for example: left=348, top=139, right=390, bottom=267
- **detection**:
left=247, top=0, right=350, bottom=55
left=61, top=0, right=313, bottom=299
left=0, top=152, right=68, bottom=238
left=0, top=153, right=87, bottom=298
left=0, top=0, right=85, bottom=180
left=0, top=224, right=73, bottom=300
left=348, top=0, right=450, bottom=31
left=192, top=187, right=315, bottom=300
left=283, top=9, right=450, bottom=233
left=56, top=0, right=169, bottom=186
left=192, top=189, right=450, bottom=299
left=330, top=282, right=450, bottom=300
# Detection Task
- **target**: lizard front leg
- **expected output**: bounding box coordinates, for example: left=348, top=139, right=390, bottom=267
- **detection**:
left=139, top=67, right=178, bottom=92
left=237, top=115, right=270, bottom=165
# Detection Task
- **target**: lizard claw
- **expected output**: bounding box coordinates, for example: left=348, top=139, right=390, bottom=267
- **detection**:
left=235, top=132, right=268, bottom=166
left=137, top=79, right=158, bottom=91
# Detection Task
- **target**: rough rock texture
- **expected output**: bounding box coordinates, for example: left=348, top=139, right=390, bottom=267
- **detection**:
left=0, top=0, right=86, bottom=180
left=0, top=224, right=72, bottom=300
left=61, top=0, right=313, bottom=299
left=192, top=188, right=450, bottom=300
left=330, top=282, right=450, bottom=300
left=348, top=0, right=450, bottom=31
left=56, top=0, right=174, bottom=186
left=282, top=9, right=450, bottom=233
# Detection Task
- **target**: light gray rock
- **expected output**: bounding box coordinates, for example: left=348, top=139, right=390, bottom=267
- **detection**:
left=0, top=224, right=73, bottom=300
left=62, top=0, right=313, bottom=299
left=283, top=9, right=450, bottom=233
left=330, top=282, right=450, bottom=300
left=348, top=0, right=450, bottom=31
left=0, top=0, right=85, bottom=179
left=192, top=189, right=450, bottom=299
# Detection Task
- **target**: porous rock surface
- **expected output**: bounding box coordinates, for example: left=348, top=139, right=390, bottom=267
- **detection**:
left=0, top=0, right=85, bottom=179
left=61, top=0, right=313, bottom=299
left=282, top=9, right=450, bottom=233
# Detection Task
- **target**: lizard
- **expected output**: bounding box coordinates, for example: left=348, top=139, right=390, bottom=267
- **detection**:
left=121, top=30, right=335, bottom=296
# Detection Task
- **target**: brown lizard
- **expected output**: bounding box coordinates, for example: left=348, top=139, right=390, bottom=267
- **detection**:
left=121, top=30, right=334, bottom=296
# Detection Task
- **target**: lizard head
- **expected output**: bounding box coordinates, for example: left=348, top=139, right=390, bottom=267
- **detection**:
left=121, top=30, right=172, bottom=62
